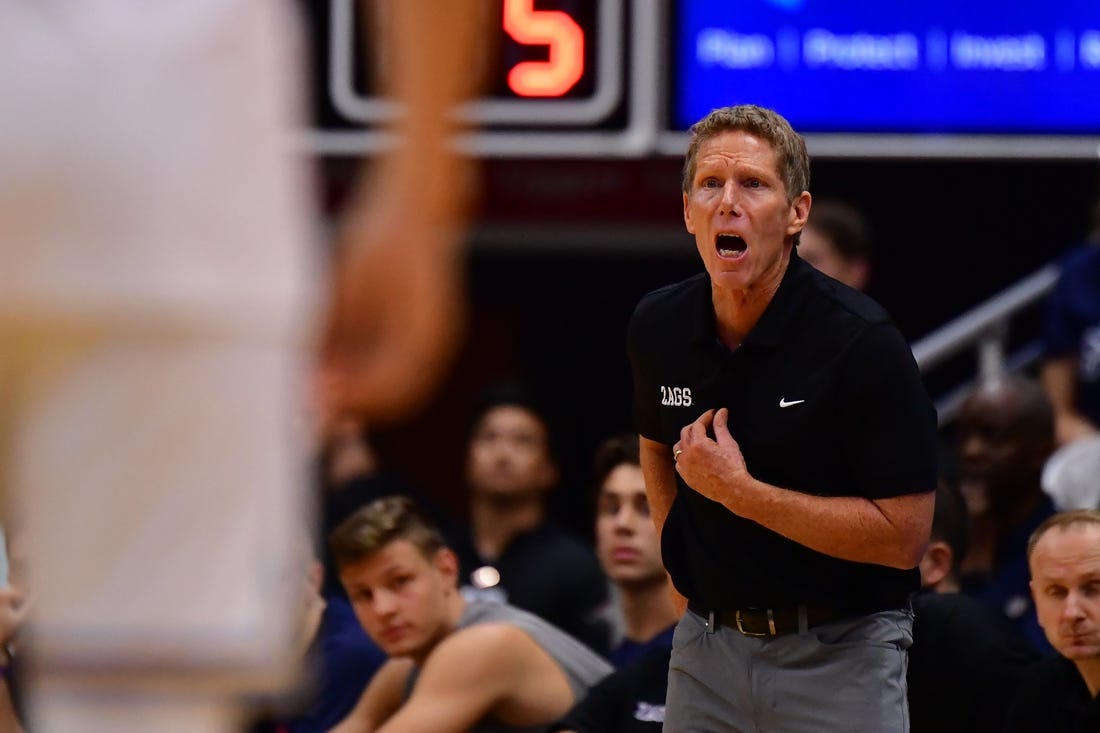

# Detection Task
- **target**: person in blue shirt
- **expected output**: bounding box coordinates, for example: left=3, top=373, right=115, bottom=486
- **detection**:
left=1040, top=195, right=1100, bottom=448
left=548, top=435, right=681, bottom=733
left=590, top=434, right=679, bottom=669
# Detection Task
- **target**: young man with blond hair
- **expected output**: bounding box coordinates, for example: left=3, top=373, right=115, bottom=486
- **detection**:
left=328, top=496, right=610, bottom=733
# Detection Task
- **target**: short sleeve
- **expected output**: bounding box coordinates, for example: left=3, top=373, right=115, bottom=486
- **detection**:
left=837, top=323, right=939, bottom=498
left=1041, top=269, right=1080, bottom=357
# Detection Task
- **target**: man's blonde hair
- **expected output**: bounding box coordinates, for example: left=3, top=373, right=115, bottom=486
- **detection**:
left=329, top=495, right=445, bottom=570
left=681, top=104, right=810, bottom=203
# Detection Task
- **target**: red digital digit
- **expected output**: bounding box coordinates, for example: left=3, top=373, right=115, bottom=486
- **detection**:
left=503, top=0, right=585, bottom=97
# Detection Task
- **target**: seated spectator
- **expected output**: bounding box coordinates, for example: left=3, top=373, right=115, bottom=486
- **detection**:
left=589, top=434, right=678, bottom=668
left=908, top=481, right=1041, bottom=733
left=1004, top=510, right=1100, bottom=731
left=316, top=416, right=452, bottom=598
left=1039, top=192, right=1100, bottom=447
left=916, top=480, right=970, bottom=594
left=327, top=496, right=612, bottom=733
left=797, top=198, right=873, bottom=291
left=955, top=374, right=1058, bottom=654
left=549, top=434, right=680, bottom=733
left=447, top=381, right=611, bottom=656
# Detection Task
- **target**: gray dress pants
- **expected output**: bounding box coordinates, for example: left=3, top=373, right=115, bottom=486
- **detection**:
left=663, top=607, right=913, bottom=733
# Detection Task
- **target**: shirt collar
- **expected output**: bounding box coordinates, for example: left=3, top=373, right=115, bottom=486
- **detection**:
left=690, top=248, right=812, bottom=349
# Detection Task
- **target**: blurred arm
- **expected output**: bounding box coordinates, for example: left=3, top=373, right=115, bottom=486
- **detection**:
left=1041, top=356, right=1099, bottom=446
left=318, top=0, right=487, bottom=425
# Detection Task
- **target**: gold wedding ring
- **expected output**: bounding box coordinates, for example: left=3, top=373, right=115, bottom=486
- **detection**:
left=674, top=449, right=684, bottom=460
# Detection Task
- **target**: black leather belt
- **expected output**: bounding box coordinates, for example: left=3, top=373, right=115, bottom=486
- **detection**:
left=690, top=603, right=846, bottom=637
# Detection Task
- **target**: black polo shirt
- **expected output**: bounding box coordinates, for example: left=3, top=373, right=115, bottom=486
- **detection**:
left=627, top=251, right=938, bottom=613
left=1005, top=655, right=1100, bottom=732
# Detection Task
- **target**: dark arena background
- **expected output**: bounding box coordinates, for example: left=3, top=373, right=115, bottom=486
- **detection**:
left=300, top=0, right=1100, bottom=539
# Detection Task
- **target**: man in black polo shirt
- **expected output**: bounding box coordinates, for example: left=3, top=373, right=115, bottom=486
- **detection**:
left=627, top=104, right=938, bottom=731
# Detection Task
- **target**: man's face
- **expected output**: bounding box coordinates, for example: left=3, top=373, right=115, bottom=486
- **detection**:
left=466, top=405, right=556, bottom=499
left=595, top=463, right=667, bottom=588
left=1030, top=523, right=1100, bottom=660
left=955, top=387, right=1046, bottom=518
left=339, top=539, right=457, bottom=659
left=682, top=130, right=810, bottom=295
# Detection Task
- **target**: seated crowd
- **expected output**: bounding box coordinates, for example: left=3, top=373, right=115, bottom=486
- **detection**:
left=2, top=365, right=1097, bottom=732
left=6, top=196, right=1100, bottom=730
left=230, top=365, right=1098, bottom=733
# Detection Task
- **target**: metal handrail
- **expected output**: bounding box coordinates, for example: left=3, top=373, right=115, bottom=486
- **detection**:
left=911, top=264, right=1061, bottom=374
left=910, top=263, right=1062, bottom=425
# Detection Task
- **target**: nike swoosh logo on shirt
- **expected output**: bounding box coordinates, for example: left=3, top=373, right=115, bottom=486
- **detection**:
left=779, top=398, right=805, bottom=408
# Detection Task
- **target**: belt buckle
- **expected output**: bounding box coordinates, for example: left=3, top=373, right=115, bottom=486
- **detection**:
left=735, top=608, right=776, bottom=637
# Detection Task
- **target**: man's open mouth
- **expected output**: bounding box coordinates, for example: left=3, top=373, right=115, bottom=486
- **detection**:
left=716, top=233, right=747, bottom=257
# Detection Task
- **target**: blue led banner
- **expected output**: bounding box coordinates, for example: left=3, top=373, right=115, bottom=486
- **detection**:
left=671, top=0, right=1100, bottom=134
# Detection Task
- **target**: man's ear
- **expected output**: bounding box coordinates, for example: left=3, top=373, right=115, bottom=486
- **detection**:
left=919, top=540, right=955, bottom=589
left=786, top=191, right=811, bottom=237
left=434, top=546, right=459, bottom=586
left=683, top=191, right=695, bottom=234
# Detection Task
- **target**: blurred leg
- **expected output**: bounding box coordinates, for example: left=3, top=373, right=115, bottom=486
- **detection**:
left=0, top=0, right=316, bottom=728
